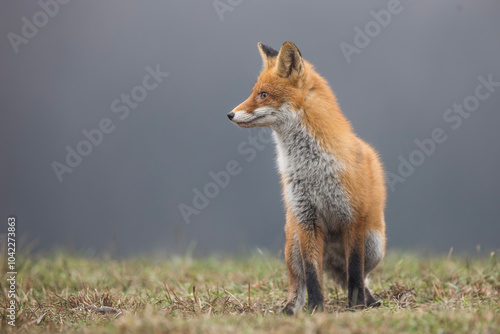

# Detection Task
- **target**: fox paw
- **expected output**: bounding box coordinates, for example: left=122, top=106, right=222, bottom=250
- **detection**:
left=282, top=304, right=296, bottom=316
left=367, top=299, right=382, bottom=308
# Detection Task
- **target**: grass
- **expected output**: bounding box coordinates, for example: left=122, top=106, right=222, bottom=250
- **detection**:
left=0, top=248, right=499, bottom=333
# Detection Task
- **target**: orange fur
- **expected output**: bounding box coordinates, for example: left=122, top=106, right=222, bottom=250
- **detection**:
left=231, top=42, right=386, bottom=313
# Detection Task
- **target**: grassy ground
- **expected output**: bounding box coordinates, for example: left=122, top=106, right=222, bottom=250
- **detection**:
left=0, top=249, right=498, bottom=333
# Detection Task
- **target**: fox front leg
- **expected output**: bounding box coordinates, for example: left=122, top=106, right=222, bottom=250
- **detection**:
left=283, top=212, right=306, bottom=315
left=297, top=221, right=325, bottom=313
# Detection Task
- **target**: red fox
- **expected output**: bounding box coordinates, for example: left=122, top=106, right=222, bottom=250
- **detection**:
left=228, top=42, right=386, bottom=314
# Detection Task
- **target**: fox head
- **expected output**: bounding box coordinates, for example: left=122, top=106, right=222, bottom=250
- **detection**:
left=228, top=41, right=309, bottom=129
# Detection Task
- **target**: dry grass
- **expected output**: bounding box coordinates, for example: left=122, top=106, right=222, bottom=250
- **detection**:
left=0, top=249, right=499, bottom=333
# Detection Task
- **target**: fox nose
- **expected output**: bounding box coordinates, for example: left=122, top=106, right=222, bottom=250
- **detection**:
left=227, top=112, right=235, bottom=120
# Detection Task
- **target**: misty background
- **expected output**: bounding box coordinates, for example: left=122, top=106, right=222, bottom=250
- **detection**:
left=1, top=0, right=499, bottom=256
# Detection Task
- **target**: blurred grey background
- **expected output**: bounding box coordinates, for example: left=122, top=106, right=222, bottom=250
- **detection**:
left=1, top=0, right=499, bottom=256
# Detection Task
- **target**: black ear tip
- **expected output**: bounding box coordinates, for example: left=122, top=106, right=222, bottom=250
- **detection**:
left=258, top=42, right=279, bottom=58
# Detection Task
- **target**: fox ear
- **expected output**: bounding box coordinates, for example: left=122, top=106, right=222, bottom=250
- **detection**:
left=257, top=42, right=278, bottom=70
left=276, top=41, right=303, bottom=80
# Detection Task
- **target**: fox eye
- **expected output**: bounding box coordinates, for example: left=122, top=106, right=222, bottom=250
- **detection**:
left=260, top=92, right=269, bottom=99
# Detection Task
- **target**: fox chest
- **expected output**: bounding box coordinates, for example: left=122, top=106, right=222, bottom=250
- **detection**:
left=274, top=131, right=353, bottom=225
